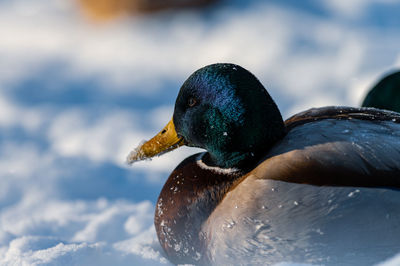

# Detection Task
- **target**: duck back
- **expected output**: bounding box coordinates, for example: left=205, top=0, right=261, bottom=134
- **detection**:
left=257, top=106, right=400, bottom=187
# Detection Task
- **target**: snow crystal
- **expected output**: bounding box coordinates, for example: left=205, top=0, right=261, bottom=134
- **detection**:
left=348, top=189, right=361, bottom=197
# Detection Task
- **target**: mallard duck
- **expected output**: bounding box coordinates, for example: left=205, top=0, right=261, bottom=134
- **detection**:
left=127, top=63, right=400, bottom=265
left=78, top=0, right=216, bottom=21
left=362, top=70, right=400, bottom=113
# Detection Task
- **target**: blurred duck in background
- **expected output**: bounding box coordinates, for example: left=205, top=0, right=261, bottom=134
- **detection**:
left=362, top=71, right=400, bottom=113
left=77, top=0, right=217, bottom=20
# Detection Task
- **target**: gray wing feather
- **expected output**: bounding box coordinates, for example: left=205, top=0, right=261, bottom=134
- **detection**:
left=254, top=119, right=400, bottom=187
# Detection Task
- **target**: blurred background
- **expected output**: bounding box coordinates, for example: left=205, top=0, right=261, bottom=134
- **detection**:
left=0, top=0, right=400, bottom=265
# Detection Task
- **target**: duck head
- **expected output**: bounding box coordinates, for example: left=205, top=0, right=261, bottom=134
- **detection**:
left=127, top=63, right=285, bottom=169
left=362, top=70, right=400, bottom=113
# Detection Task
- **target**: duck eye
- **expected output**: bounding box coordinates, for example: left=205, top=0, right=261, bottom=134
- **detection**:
left=188, top=97, right=197, bottom=107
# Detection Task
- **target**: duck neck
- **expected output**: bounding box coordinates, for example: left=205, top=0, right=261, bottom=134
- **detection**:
left=154, top=153, right=243, bottom=265
left=205, top=112, right=287, bottom=169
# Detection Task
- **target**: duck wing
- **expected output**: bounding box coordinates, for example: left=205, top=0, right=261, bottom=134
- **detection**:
left=253, top=106, right=400, bottom=188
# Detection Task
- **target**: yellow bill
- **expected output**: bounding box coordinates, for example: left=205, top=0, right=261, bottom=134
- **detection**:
left=126, top=119, right=185, bottom=164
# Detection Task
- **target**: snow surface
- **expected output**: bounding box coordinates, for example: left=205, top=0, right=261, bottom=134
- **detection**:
left=0, top=0, right=400, bottom=265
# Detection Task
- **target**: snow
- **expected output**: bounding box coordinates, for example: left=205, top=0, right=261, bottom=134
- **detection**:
left=378, top=253, right=400, bottom=266
left=0, top=0, right=400, bottom=265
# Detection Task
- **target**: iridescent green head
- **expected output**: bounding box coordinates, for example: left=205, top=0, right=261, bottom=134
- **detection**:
left=127, top=63, right=285, bottom=169
left=172, top=63, right=285, bottom=168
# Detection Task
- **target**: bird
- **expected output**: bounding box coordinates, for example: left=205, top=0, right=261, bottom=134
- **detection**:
left=362, top=70, right=400, bottom=113
left=77, top=0, right=217, bottom=21
left=127, top=63, right=400, bottom=265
